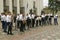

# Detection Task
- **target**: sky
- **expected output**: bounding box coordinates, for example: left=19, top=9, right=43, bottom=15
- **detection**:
left=43, top=0, right=48, bottom=8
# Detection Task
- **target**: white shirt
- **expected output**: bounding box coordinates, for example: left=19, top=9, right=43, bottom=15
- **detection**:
left=16, top=15, right=19, bottom=20
left=41, top=15, right=45, bottom=18
left=19, top=14, right=23, bottom=21
left=31, top=14, right=35, bottom=19
left=48, top=14, right=52, bottom=16
left=28, top=14, right=31, bottom=19
left=56, top=15, right=58, bottom=17
left=48, top=14, right=50, bottom=16
left=1, top=15, right=6, bottom=21
left=26, top=14, right=31, bottom=19
left=4, top=16, right=7, bottom=21
left=22, top=16, right=27, bottom=21
left=54, top=15, right=58, bottom=19
left=26, top=16, right=28, bottom=20
left=6, top=15, right=11, bottom=22
left=38, top=17, right=41, bottom=20
left=50, top=14, right=52, bottom=16
left=48, top=14, right=51, bottom=18
left=36, top=17, right=39, bottom=20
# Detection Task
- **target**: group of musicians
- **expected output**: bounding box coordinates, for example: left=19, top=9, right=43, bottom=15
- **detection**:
left=1, top=11, right=13, bottom=35
left=1, top=11, right=58, bottom=35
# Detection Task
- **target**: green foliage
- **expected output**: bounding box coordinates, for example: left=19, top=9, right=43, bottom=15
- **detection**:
left=48, top=0, right=60, bottom=14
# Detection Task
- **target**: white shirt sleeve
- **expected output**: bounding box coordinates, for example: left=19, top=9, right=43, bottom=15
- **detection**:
left=16, top=16, right=19, bottom=20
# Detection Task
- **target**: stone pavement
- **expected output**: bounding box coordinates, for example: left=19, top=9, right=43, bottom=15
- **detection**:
left=24, top=25, right=60, bottom=40
left=0, top=18, right=60, bottom=40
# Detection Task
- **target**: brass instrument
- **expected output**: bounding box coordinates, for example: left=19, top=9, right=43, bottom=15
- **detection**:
left=22, top=20, right=26, bottom=24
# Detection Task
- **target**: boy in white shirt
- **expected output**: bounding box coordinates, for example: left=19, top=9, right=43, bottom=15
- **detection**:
left=48, top=13, right=52, bottom=25
left=31, top=13, right=35, bottom=27
left=26, top=14, right=31, bottom=29
left=54, top=14, right=58, bottom=25
left=20, top=13, right=26, bottom=32
left=18, top=13, right=23, bottom=32
left=1, top=13, right=5, bottom=29
left=41, top=14, right=45, bottom=26
left=6, top=12, right=13, bottom=35
left=16, top=14, right=20, bottom=28
left=1, top=13, right=7, bottom=32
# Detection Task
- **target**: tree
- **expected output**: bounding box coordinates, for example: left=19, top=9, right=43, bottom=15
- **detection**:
left=56, top=1, right=60, bottom=10
left=48, top=0, right=59, bottom=14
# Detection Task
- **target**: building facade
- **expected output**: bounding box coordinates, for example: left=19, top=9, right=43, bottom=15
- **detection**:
left=0, top=0, right=43, bottom=15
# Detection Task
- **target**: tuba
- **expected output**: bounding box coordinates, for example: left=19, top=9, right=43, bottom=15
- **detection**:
left=23, top=20, right=26, bottom=24
left=22, top=14, right=26, bottom=24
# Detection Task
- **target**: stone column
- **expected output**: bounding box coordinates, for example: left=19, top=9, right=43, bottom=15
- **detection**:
left=40, top=0, right=43, bottom=15
left=9, top=0, right=13, bottom=13
left=36, top=0, right=43, bottom=15
left=0, top=0, right=3, bottom=14
left=17, top=0, right=20, bottom=14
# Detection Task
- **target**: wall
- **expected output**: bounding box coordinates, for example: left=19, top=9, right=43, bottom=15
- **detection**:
left=23, top=0, right=33, bottom=14
left=36, top=0, right=43, bottom=15
left=23, top=0, right=43, bottom=15
left=0, top=0, right=43, bottom=15
left=0, top=0, right=3, bottom=14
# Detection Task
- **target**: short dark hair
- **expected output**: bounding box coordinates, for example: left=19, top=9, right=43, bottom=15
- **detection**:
left=8, top=11, right=11, bottom=13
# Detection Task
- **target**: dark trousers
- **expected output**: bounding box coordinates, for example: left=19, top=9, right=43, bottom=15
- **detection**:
left=54, top=18, right=58, bottom=25
left=20, top=21, right=25, bottom=32
left=36, top=20, right=38, bottom=26
left=1, top=21, right=5, bottom=29
left=7, top=22, right=12, bottom=34
left=39, top=20, right=41, bottom=26
left=4, top=21, right=7, bottom=32
left=17, top=20, right=20, bottom=28
left=44, top=18, right=46, bottom=25
left=19, top=20, right=22, bottom=28
left=1, top=21, right=7, bottom=32
left=32, top=19, right=35, bottom=27
left=27, top=19, right=31, bottom=29
left=49, top=18, right=52, bottom=25
left=41, top=18, right=45, bottom=26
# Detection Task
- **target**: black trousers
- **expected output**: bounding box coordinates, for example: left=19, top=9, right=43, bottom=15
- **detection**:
left=32, top=19, right=35, bottom=27
left=20, top=21, right=25, bottom=32
left=17, top=20, right=20, bottom=28
left=39, top=20, right=41, bottom=26
left=1, top=21, right=5, bottom=29
left=54, top=18, right=58, bottom=25
left=36, top=20, right=38, bottom=26
left=27, top=19, right=31, bottom=29
left=4, top=21, right=7, bottom=32
left=19, top=20, right=22, bottom=28
left=41, top=18, right=45, bottom=26
left=7, top=22, right=12, bottom=34
left=49, top=18, right=52, bottom=25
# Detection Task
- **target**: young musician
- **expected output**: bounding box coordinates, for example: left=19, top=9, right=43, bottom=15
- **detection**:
left=1, top=13, right=7, bottom=32
left=31, top=13, right=35, bottom=27
left=6, top=12, right=13, bottom=35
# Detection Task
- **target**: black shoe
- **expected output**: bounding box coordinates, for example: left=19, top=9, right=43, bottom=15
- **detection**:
left=3, top=31, right=7, bottom=33
left=10, top=33, right=14, bottom=35
left=7, top=33, right=10, bottom=35
left=20, top=30, right=24, bottom=32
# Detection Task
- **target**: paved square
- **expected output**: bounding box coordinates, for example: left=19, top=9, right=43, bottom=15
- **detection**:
left=0, top=18, right=60, bottom=40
